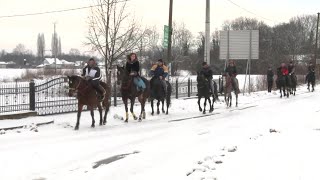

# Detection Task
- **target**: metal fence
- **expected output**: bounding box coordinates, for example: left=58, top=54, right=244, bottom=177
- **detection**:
left=0, top=76, right=220, bottom=116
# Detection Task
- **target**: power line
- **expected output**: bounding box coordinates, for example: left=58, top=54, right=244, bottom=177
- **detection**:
left=224, top=0, right=277, bottom=23
left=0, top=1, right=129, bottom=19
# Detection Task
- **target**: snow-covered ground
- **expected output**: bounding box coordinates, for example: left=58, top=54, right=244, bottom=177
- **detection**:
left=0, top=85, right=319, bottom=180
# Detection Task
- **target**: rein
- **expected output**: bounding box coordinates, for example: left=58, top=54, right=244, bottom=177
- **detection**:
left=70, top=77, right=89, bottom=95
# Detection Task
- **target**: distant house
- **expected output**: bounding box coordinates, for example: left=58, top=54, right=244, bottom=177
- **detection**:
left=0, top=61, right=8, bottom=68
left=36, top=58, right=75, bottom=68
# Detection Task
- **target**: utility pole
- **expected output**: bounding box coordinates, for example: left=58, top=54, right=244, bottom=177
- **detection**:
left=315, top=13, right=320, bottom=64
left=53, top=22, right=57, bottom=73
left=167, top=0, right=173, bottom=76
left=205, top=0, right=210, bottom=65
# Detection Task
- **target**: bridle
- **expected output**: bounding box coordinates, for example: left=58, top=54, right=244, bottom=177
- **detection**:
left=69, top=77, right=89, bottom=95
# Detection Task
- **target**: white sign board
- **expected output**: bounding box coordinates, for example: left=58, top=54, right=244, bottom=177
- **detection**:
left=219, top=30, right=259, bottom=60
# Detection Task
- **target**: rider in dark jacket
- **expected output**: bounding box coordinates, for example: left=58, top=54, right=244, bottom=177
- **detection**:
left=81, top=58, right=105, bottom=101
left=150, top=59, right=169, bottom=94
left=267, top=66, right=274, bottom=93
left=199, top=62, right=214, bottom=94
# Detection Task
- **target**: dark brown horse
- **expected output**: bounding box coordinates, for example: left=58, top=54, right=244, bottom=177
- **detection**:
left=149, top=77, right=172, bottom=115
left=67, top=75, right=110, bottom=130
left=117, top=66, right=150, bottom=122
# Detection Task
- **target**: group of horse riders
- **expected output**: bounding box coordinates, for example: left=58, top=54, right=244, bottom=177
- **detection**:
left=198, top=60, right=240, bottom=95
left=80, top=54, right=244, bottom=102
left=80, top=53, right=170, bottom=101
left=267, top=61, right=316, bottom=93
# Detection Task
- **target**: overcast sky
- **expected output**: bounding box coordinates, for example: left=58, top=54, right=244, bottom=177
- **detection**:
left=1, top=0, right=319, bottom=56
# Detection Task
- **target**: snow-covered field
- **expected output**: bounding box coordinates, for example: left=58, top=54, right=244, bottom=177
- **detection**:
left=0, top=85, right=319, bottom=180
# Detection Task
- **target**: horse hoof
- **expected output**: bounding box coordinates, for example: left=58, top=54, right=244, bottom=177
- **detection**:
left=91, top=125, right=95, bottom=128
left=99, top=123, right=103, bottom=126
left=151, top=112, right=154, bottom=116
left=203, top=111, right=206, bottom=114
left=134, top=117, right=138, bottom=120
left=199, top=108, right=202, bottom=112
left=124, top=119, right=128, bottom=123
left=162, top=110, right=165, bottom=113
left=138, top=119, right=142, bottom=122
left=103, top=122, right=107, bottom=125
left=157, top=111, right=160, bottom=115
left=74, top=126, right=79, bottom=130
left=166, top=112, right=168, bottom=115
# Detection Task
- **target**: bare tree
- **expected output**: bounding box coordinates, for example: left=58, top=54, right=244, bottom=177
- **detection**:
left=37, top=33, right=45, bottom=59
left=13, top=44, right=27, bottom=55
left=170, top=22, right=194, bottom=74
left=58, top=37, right=62, bottom=55
left=69, top=48, right=81, bottom=56
left=86, top=0, right=146, bottom=82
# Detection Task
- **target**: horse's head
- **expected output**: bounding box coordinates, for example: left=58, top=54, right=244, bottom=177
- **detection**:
left=67, top=75, right=83, bottom=97
left=117, top=65, right=130, bottom=86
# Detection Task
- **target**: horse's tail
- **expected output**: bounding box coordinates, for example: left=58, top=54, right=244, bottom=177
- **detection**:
left=166, top=82, right=172, bottom=107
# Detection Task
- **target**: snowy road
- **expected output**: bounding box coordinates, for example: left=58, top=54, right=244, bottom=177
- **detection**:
left=0, top=86, right=320, bottom=180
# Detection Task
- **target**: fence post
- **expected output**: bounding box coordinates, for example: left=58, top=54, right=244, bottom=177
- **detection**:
left=29, top=79, right=35, bottom=111
left=187, top=78, right=191, bottom=97
left=191, top=79, right=193, bottom=95
left=113, top=81, right=117, bottom=107
left=175, top=78, right=178, bottom=99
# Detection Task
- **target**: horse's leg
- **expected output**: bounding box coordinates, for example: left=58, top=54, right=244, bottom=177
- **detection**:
left=166, top=98, right=169, bottom=115
left=280, top=87, right=283, bottom=98
left=162, top=99, right=165, bottom=113
left=151, top=98, right=154, bottom=115
left=235, top=92, right=238, bottom=107
left=90, top=106, right=95, bottom=128
left=98, top=104, right=103, bottom=126
left=157, top=100, right=160, bottom=114
left=142, top=96, right=146, bottom=120
left=198, top=97, right=202, bottom=112
left=103, top=102, right=109, bottom=125
left=75, top=103, right=83, bottom=130
left=212, top=96, right=215, bottom=111
left=138, top=95, right=146, bottom=122
left=312, top=81, right=315, bottom=92
left=130, top=97, right=138, bottom=120
left=229, top=93, right=232, bottom=107
left=123, top=98, right=129, bottom=123
left=208, top=98, right=213, bottom=113
left=203, top=98, right=206, bottom=114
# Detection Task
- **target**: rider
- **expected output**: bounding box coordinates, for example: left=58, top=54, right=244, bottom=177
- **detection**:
left=267, top=66, right=274, bottom=93
left=199, top=62, right=214, bottom=94
left=288, top=61, right=295, bottom=75
left=225, top=60, right=240, bottom=93
left=150, top=59, right=168, bottom=95
left=308, top=62, right=315, bottom=73
left=277, top=63, right=289, bottom=85
left=81, top=58, right=105, bottom=101
left=288, top=61, right=296, bottom=86
left=125, top=53, right=146, bottom=92
left=306, top=62, right=315, bottom=83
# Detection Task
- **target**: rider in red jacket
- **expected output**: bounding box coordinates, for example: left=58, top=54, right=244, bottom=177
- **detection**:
left=280, top=63, right=289, bottom=76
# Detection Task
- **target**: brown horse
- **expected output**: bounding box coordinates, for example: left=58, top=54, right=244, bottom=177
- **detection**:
left=67, top=75, right=110, bottom=130
left=116, top=66, right=150, bottom=122
left=223, top=73, right=239, bottom=107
